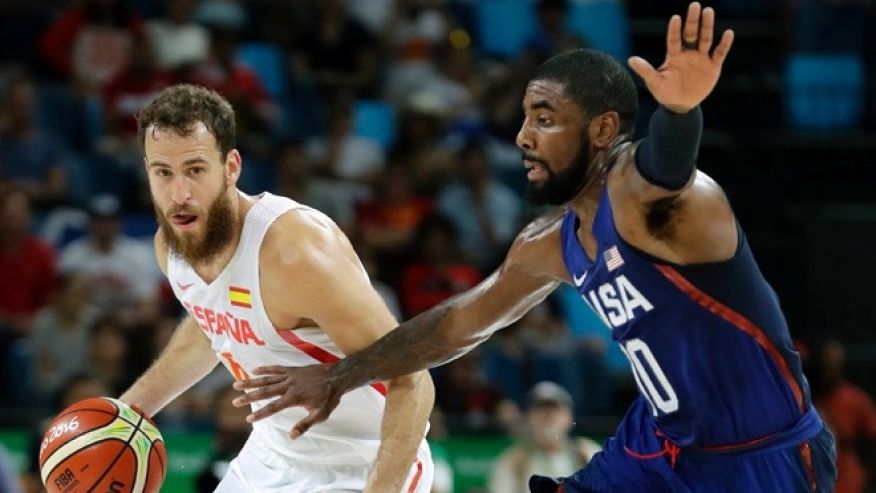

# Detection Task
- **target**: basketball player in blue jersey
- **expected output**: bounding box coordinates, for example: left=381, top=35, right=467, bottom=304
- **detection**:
left=234, top=3, right=837, bottom=491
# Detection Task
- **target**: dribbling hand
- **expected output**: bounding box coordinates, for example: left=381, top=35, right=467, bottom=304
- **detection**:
left=232, top=363, right=343, bottom=439
left=627, top=2, right=734, bottom=114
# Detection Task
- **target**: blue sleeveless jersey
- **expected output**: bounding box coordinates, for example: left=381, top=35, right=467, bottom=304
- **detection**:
left=560, top=187, right=811, bottom=449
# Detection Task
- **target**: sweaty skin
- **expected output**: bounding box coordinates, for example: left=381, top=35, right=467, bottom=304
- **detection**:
left=234, top=1, right=735, bottom=440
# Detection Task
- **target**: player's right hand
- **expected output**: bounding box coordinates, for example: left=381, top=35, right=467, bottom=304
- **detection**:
left=232, top=363, right=343, bottom=439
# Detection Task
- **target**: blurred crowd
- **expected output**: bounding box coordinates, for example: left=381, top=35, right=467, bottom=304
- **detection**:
left=0, top=0, right=875, bottom=492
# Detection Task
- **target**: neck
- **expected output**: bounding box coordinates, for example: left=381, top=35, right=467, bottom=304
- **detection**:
left=568, top=156, right=605, bottom=225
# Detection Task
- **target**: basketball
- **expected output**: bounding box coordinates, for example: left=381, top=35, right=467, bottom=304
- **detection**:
left=38, top=397, right=166, bottom=493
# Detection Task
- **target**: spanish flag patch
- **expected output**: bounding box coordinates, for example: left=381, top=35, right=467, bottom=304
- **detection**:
left=229, top=286, right=252, bottom=308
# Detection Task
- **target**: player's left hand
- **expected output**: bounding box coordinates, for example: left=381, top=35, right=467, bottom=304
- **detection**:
left=232, top=364, right=343, bottom=439
left=627, top=2, right=734, bottom=114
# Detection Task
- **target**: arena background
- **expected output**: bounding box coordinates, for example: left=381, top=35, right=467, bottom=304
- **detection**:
left=0, top=0, right=873, bottom=491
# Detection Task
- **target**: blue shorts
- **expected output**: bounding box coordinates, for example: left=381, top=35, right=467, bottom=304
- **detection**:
left=562, top=399, right=837, bottom=493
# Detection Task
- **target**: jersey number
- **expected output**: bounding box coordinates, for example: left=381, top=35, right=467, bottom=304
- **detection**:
left=620, top=338, right=679, bottom=416
left=220, top=352, right=250, bottom=381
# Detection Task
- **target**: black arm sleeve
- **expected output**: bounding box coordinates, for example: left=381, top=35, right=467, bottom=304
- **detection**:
left=634, top=105, right=703, bottom=191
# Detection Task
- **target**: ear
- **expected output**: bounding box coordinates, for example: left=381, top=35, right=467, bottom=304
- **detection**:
left=587, top=111, right=621, bottom=149
left=225, top=149, right=242, bottom=187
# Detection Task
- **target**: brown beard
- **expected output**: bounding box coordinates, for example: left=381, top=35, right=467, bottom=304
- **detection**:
left=155, top=185, right=236, bottom=265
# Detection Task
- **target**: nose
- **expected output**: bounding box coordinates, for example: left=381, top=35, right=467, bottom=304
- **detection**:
left=516, top=120, right=533, bottom=151
left=169, top=176, right=191, bottom=205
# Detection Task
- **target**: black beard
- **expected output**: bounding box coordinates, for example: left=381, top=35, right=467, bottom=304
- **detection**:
left=155, top=186, right=235, bottom=265
left=526, top=136, right=592, bottom=206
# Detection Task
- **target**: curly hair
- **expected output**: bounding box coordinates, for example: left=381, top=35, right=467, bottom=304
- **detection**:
left=137, top=84, right=237, bottom=158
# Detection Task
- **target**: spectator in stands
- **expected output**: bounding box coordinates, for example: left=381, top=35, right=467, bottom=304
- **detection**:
left=306, top=98, right=386, bottom=184
left=357, top=241, right=403, bottom=320
left=85, top=316, right=137, bottom=396
left=433, top=351, right=509, bottom=433
left=0, top=74, right=68, bottom=207
left=526, top=0, right=586, bottom=59
left=400, top=213, right=482, bottom=317
left=488, top=382, right=601, bottom=493
left=273, top=137, right=364, bottom=231
left=99, top=34, right=175, bottom=193
left=30, top=273, right=100, bottom=403
left=59, top=194, right=160, bottom=327
left=145, top=0, right=210, bottom=73
left=437, top=138, right=521, bottom=269
left=390, top=99, right=453, bottom=192
left=102, top=34, right=175, bottom=144
left=0, top=189, right=56, bottom=338
left=292, top=0, right=380, bottom=99
left=808, top=339, right=876, bottom=493
left=384, top=40, right=481, bottom=124
left=356, top=163, right=432, bottom=255
left=39, top=0, right=143, bottom=93
left=188, top=27, right=276, bottom=145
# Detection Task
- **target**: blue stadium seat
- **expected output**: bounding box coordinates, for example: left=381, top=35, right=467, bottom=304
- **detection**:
left=476, top=0, right=537, bottom=59
left=236, top=42, right=287, bottom=99
left=566, top=0, right=630, bottom=62
left=353, top=100, right=397, bottom=150
left=785, top=53, right=865, bottom=130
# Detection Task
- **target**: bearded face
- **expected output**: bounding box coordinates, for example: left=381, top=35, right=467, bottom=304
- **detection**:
left=525, top=130, right=592, bottom=206
left=153, top=180, right=235, bottom=264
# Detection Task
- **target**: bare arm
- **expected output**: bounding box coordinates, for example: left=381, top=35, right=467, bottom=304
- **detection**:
left=120, top=315, right=217, bottom=417
left=120, top=232, right=217, bottom=416
left=252, top=210, right=435, bottom=492
left=235, top=210, right=569, bottom=438
left=610, top=3, right=738, bottom=264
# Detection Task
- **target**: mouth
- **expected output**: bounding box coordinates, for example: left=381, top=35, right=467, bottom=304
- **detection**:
left=169, top=213, right=198, bottom=230
left=524, top=160, right=549, bottom=181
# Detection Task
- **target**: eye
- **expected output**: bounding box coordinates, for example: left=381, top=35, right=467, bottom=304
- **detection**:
left=155, top=169, right=171, bottom=178
left=188, top=167, right=204, bottom=176
left=537, top=115, right=554, bottom=126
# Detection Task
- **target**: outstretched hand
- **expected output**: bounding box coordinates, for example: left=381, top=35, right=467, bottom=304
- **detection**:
left=232, top=364, right=344, bottom=439
left=628, top=2, right=734, bottom=114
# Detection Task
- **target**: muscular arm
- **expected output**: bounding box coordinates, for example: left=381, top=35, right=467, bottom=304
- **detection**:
left=330, top=210, right=563, bottom=386
left=120, top=232, right=217, bottom=416
left=257, top=210, right=435, bottom=492
left=235, top=211, right=568, bottom=439
left=611, top=3, right=737, bottom=264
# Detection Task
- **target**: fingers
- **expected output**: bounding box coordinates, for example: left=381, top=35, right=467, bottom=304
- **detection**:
left=232, top=383, right=288, bottom=407
left=233, top=374, right=285, bottom=390
left=666, top=14, right=682, bottom=55
left=246, top=397, right=293, bottom=423
left=698, top=7, right=714, bottom=52
left=628, top=56, right=659, bottom=87
left=711, top=29, right=735, bottom=65
left=290, top=407, right=330, bottom=440
left=683, top=2, right=702, bottom=47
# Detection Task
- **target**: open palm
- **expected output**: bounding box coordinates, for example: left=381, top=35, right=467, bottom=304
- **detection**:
left=628, top=2, right=735, bottom=114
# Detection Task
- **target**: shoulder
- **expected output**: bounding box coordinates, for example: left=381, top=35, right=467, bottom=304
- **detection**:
left=505, top=208, right=568, bottom=281
left=261, top=207, right=353, bottom=275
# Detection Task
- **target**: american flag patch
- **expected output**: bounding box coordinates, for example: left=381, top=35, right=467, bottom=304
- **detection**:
left=604, top=245, right=625, bottom=271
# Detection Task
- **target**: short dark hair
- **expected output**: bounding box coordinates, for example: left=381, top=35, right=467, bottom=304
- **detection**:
left=137, top=84, right=237, bottom=158
left=531, top=49, right=638, bottom=136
